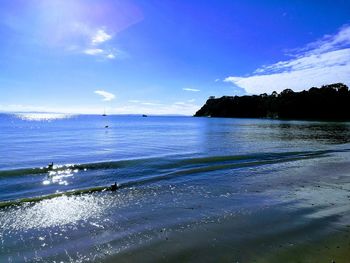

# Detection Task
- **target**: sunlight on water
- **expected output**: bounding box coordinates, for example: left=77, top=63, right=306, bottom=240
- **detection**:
left=1, top=115, right=350, bottom=262
left=15, top=113, right=73, bottom=121
left=0, top=195, right=113, bottom=231
left=43, top=164, right=79, bottom=186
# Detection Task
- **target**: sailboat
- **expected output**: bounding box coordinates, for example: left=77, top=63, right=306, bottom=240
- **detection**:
left=102, top=107, right=108, bottom=128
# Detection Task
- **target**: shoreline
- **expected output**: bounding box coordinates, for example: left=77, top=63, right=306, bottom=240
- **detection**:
left=103, top=154, right=350, bottom=262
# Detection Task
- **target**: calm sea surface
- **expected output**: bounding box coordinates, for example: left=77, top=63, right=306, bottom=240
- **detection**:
left=1, top=113, right=350, bottom=262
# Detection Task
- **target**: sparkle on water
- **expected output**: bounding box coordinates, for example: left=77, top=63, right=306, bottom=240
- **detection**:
left=15, top=113, right=73, bottom=121
left=43, top=164, right=80, bottom=186
left=0, top=195, right=113, bottom=230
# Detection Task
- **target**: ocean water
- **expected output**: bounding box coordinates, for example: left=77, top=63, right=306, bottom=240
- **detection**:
left=1, top=113, right=350, bottom=262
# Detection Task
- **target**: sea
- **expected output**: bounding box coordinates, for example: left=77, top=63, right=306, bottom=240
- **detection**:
left=1, top=113, right=350, bottom=262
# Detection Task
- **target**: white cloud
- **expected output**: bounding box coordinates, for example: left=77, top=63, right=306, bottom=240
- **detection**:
left=84, top=49, right=117, bottom=59
left=94, top=90, right=116, bottom=101
left=80, top=28, right=118, bottom=59
left=84, top=28, right=116, bottom=59
left=183, top=88, right=200, bottom=92
left=141, top=102, right=163, bottom=106
left=84, top=48, right=104, bottom=55
left=297, top=24, right=350, bottom=56
left=68, top=26, right=116, bottom=59
left=225, top=25, right=350, bottom=94
left=91, top=29, right=112, bottom=45
left=115, top=100, right=199, bottom=115
left=106, top=53, right=115, bottom=59
left=116, top=101, right=199, bottom=115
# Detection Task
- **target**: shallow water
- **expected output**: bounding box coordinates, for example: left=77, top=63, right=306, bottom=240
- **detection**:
left=1, top=113, right=350, bottom=262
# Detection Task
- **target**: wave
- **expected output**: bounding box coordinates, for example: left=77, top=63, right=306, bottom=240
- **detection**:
left=0, top=149, right=347, bottom=208
left=0, top=158, right=161, bottom=177
left=0, top=186, right=109, bottom=209
left=0, top=149, right=343, bottom=178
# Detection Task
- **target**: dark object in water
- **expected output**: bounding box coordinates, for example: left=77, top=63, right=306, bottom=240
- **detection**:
left=142, top=114, right=148, bottom=117
left=48, top=162, right=53, bottom=170
left=110, top=182, right=118, bottom=191
left=102, top=113, right=107, bottom=116
left=105, top=125, right=109, bottom=128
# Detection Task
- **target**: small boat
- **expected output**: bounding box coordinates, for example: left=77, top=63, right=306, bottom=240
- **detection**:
left=142, top=114, right=148, bottom=117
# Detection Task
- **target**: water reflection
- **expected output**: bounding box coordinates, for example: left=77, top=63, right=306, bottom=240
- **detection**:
left=200, top=118, right=350, bottom=157
left=270, top=121, right=350, bottom=144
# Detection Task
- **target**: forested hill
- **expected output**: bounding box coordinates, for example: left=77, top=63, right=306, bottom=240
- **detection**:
left=194, top=83, right=350, bottom=120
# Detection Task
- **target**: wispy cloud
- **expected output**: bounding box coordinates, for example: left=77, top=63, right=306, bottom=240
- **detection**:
left=83, top=28, right=118, bottom=59
left=121, top=100, right=199, bottom=115
left=128, top=100, right=140, bottom=103
left=292, top=24, right=350, bottom=56
left=91, top=29, right=112, bottom=45
left=94, top=90, right=116, bottom=101
left=84, top=48, right=104, bottom=55
left=81, top=28, right=118, bottom=59
left=141, top=102, right=164, bottom=106
left=183, top=88, right=200, bottom=92
left=225, top=25, right=350, bottom=94
left=106, top=53, right=115, bottom=59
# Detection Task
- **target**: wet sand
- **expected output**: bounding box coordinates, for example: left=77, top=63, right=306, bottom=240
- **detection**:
left=103, top=205, right=350, bottom=263
left=104, top=154, right=350, bottom=262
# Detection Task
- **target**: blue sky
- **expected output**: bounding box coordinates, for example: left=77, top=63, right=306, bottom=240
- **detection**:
left=0, top=0, right=349, bottom=115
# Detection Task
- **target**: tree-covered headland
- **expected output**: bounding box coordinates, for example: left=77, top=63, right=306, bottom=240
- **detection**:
left=194, top=83, right=350, bottom=120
